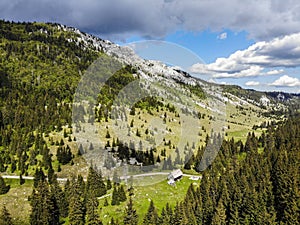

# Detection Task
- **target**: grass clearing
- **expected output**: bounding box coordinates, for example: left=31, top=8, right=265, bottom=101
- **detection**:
left=0, top=179, right=33, bottom=225
left=99, top=176, right=199, bottom=224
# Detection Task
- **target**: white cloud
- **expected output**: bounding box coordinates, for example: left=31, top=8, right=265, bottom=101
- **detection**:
left=217, top=32, right=227, bottom=40
left=220, top=81, right=228, bottom=85
left=191, top=33, right=300, bottom=78
left=245, top=81, right=260, bottom=86
left=266, top=69, right=284, bottom=75
left=270, top=75, right=300, bottom=87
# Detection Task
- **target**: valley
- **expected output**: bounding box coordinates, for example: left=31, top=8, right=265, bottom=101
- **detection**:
left=0, top=20, right=299, bottom=225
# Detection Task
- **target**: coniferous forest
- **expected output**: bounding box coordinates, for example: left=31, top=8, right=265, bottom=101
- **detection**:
left=0, top=20, right=299, bottom=224
left=22, top=115, right=300, bottom=225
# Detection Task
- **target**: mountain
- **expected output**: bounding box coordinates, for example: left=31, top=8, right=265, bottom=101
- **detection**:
left=0, top=20, right=299, bottom=224
left=0, top=19, right=298, bottom=176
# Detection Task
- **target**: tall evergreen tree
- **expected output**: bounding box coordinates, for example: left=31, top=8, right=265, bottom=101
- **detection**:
left=111, top=186, right=120, bottom=206
left=86, top=192, right=102, bottom=225
left=159, top=207, right=171, bottom=225
left=0, top=175, right=10, bottom=195
left=170, top=202, right=188, bottom=225
left=50, top=177, right=69, bottom=218
left=29, top=181, right=59, bottom=225
left=143, top=200, right=158, bottom=225
left=86, top=167, right=106, bottom=197
left=123, top=197, right=138, bottom=225
left=118, top=185, right=127, bottom=202
left=68, top=195, right=86, bottom=225
left=33, top=168, right=45, bottom=188
left=68, top=176, right=86, bottom=225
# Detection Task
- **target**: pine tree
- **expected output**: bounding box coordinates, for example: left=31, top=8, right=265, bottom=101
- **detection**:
left=29, top=181, right=59, bottom=225
left=111, top=186, right=120, bottom=206
left=33, top=168, right=45, bottom=188
left=77, top=174, right=86, bottom=197
left=123, top=197, right=138, bottom=225
left=86, top=167, right=106, bottom=197
left=159, top=207, right=170, bottom=225
left=86, top=192, right=102, bottom=225
left=171, top=202, right=188, bottom=225
left=19, top=174, right=25, bottom=185
left=69, top=195, right=86, bottom=225
left=0, top=176, right=10, bottom=195
left=47, top=166, right=55, bottom=184
left=0, top=206, right=13, bottom=225
left=118, top=185, right=127, bottom=202
left=50, top=177, right=69, bottom=218
left=143, top=200, right=158, bottom=225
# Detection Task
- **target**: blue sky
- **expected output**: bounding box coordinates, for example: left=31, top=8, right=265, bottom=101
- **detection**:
left=1, top=0, right=300, bottom=93
left=124, top=29, right=255, bottom=63
left=122, top=29, right=300, bottom=93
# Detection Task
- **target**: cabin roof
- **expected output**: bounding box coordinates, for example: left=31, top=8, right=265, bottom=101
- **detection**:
left=168, top=169, right=183, bottom=179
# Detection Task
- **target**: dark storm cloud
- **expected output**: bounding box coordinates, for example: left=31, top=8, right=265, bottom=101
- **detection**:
left=2, top=0, right=300, bottom=40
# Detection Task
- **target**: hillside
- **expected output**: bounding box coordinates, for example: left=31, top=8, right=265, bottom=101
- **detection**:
left=0, top=20, right=299, bottom=225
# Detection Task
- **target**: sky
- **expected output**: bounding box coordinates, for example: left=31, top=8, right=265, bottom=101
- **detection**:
left=1, top=0, right=300, bottom=93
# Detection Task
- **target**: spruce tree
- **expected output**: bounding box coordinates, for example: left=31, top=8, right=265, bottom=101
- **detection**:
left=29, top=181, right=59, bottom=225
left=77, top=174, right=86, bottom=197
left=47, top=166, right=55, bottom=184
left=171, top=202, right=188, bottom=225
left=143, top=200, right=158, bottom=225
left=123, top=197, right=138, bottom=225
left=118, top=185, right=127, bottom=202
left=111, top=186, right=120, bottom=206
left=33, top=168, right=45, bottom=188
left=159, top=207, right=170, bottom=225
left=68, top=195, right=86, bottom=225
left=86, top=192, right=102, bottom=225
left=0, top=176, right=10, bottom=195
left=19, top=174, right=25, bottom=185
left=50, top=177, right=69, bottom=218
left=86, top=167, right=106, bottom=197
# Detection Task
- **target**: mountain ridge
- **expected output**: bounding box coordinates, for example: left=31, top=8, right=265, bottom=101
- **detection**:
left=57, top=20, right=299, bottom=113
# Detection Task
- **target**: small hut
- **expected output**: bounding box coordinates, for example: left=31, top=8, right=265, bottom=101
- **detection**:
left=167, top=169, right=183, bottom=182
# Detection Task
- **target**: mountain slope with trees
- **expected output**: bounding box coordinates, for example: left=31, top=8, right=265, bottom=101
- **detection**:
left=0, top=20, right=299, bottom=224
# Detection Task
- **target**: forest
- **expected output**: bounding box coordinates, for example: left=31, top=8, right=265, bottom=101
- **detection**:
left=1, top=113, right=299, bottom=224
